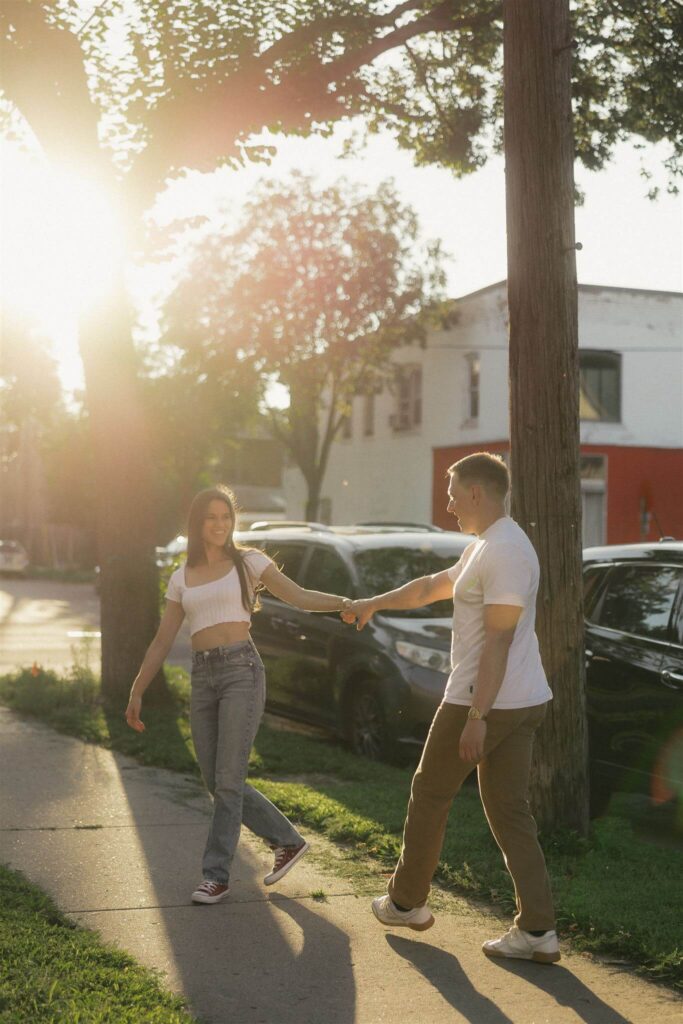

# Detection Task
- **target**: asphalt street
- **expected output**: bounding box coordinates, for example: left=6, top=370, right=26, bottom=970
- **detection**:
left=0, top=576, right=192, bottom=676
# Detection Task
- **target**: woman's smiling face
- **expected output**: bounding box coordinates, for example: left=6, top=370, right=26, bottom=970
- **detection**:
left=202, top=499, right=234, bottom=550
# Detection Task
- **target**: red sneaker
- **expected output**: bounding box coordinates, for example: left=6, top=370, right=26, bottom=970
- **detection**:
left=264, top=841, right=309, bottom=885
left=191, top=880, right=230, bottom=904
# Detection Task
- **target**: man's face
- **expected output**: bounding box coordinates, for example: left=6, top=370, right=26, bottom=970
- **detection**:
left=447, top=473, right=477, bottom=533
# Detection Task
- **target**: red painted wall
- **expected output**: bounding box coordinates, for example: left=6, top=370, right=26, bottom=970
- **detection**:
left=432, top=441, right=509, bottom=530
left=584, top=445, right=683, bottom=544
left=432, top=442, right=683, bottom=543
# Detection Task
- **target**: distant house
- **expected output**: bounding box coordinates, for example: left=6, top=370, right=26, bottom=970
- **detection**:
left=220, top=435, right=287, bottom=528
left=283, top=282, right=683, bottom=546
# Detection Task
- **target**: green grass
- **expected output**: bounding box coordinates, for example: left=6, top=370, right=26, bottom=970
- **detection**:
left=24, top=567, right=97, bottom=584
left=0, top=864, right=198, bottom=1023
left=1, top=664, right=682, bottom=990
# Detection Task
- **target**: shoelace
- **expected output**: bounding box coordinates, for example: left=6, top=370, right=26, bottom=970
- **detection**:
left=272, top=847, right=288, bottom=869
left=197, top=880, right=222, bottom=893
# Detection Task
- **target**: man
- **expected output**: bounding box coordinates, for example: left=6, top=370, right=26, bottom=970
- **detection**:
left=344, top=452, right=560, bottom=963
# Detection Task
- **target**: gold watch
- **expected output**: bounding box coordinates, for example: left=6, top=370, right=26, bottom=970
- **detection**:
left=467, top=705, right=486, bottom=721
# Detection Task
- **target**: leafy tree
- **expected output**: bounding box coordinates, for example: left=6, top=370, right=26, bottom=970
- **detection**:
left=139, top=355, right=263, bottom=538
left=0, top=309, right=62, bottom=431
left=0, top=309, right=96, bottom=561
left=161, top=173, right=446, bottom=519
left=0, top=0, right=679, bottom=723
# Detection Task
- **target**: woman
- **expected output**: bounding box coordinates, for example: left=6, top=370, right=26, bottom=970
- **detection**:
left=125, top=485, right=351, bottom=904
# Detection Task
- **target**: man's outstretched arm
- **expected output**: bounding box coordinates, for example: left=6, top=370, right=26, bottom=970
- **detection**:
left=343, top=569, right=453, bottom=630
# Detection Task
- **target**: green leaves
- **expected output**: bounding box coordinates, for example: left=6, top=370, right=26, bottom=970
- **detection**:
left=160, top=172, right=445, bottom=507
left=2, top=1, right=681, bottom=198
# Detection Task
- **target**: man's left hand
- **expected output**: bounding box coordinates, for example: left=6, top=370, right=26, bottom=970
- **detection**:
left=459, top=719, right=487, bottom=763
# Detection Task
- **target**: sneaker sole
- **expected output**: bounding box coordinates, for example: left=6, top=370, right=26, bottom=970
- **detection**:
left=264, top=841, right=310, bottom=886
left=483, top=947, right=561, bottom=964
left=191, top=890, right=230, bottom=904
left=372, top=903, right=435, bottom=931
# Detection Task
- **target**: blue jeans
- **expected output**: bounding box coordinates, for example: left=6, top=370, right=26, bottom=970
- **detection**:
left=190, top=639, right=303, bottom=884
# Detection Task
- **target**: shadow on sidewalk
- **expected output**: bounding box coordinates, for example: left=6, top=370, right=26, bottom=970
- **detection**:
left=486, top=956, right=634, bottom=1024
left=386, top=934, right=633, bottom=1024
left=267, top=894, right=357, bottom=1023
left=385, top=934, right=514, bottom=1024
left=96, top=721, right=357, bottom=1023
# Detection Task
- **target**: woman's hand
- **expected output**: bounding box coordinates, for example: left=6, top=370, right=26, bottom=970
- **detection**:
left=125, top=694, right=145, bottom=733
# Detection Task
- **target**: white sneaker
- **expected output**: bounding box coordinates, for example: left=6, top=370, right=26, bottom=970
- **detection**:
left=483, top=925, right=560, bottom=963
left=371, top=894, right=435, bottom=931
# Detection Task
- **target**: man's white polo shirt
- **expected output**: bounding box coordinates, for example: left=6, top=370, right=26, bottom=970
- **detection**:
left=443, top=516, right=552, bottom=709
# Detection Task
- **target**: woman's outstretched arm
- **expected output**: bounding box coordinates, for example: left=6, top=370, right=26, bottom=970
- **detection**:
left=260, top=564, right=352, bottom=614
left=342, top=569, right=453, bottom=630
left=125, top=600, right=186, bottom=732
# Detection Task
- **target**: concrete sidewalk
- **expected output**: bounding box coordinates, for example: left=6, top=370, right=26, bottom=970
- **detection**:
left=1, top=706, right=680, bottom=1024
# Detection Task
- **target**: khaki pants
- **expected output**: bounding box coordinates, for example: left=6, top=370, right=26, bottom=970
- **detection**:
left=388, top=701, right=555, bottom=932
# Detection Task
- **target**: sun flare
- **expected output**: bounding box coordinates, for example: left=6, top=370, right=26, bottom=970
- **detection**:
left=1, top=145, right=123, bottom=368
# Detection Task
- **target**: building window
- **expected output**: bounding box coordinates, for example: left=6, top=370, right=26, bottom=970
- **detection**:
left=579, top=351, right=621, bottom=422
left=466, top=353, right=480, bottom=420
left=581, top=454, right=606, bottom=547
left=341, top=408, right=352, bottom=439
left=363, top=392, right=375, bottom=437
left=391, top=365, right=422, bottom=432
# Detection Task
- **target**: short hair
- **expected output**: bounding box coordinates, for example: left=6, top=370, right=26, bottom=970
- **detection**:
left=448, top=452, right=509, bottom=499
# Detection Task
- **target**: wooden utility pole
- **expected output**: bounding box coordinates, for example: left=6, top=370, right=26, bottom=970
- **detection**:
left=504, top=0, right=588, bottom=833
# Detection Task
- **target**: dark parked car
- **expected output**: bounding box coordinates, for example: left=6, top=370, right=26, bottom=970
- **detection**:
left=583, top=541, right=683, bottom=818
left=235, top=525, right=470, bottom=759
left=242, top=526, right=683, bottom=823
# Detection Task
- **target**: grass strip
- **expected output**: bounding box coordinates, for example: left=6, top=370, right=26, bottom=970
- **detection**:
left=0, top=864, right=198, bottom=1024
left=1, top=665, right=682, bottom=990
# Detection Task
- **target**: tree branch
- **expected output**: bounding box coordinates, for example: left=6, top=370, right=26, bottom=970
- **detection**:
left=253, top=1, right=429, bottom=72
left=0, top=2, right=105, bottom=174
left=313, top=1, right=500, bottom=86
left=131, top=2, right=500, bottom=198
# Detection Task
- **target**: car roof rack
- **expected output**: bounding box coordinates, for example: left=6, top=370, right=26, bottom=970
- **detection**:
left=354, top=521, right=444, bottom=532
left=248, top=520, right=333, bottom=532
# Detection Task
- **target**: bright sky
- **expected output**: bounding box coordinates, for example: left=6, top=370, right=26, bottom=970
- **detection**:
left=1, top=123, right=682, bottom=396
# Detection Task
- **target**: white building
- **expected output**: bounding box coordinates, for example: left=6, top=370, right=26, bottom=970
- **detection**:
left=283, top=282, right=683, bottom=546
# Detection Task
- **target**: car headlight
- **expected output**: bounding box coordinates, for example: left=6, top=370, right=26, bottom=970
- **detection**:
left=395, top=640, right=450, bottom=674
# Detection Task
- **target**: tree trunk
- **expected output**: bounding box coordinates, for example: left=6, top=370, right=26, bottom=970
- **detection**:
left=286, top=370, right=325, bottom=522
left=504, top=0, right=588, bottom=833
left=79, top=275, right=166, bottom=705
left=304, top=484, right=322, bottom=523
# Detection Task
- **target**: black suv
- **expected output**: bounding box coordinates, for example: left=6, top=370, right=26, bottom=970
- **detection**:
left=239, top=526, right=683, bottom=823
left=235, top=525, right=470, bottom=759
left=583, top=542, right=683, bottom=818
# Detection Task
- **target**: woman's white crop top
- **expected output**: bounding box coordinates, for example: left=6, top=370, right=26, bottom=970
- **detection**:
left=165, top=549, right=273, bottom=636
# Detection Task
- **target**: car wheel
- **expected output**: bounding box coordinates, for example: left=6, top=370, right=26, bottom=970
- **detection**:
left=348, top=684, right=394, bottom=761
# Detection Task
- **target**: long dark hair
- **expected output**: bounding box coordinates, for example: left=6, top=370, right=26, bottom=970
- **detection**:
left=185, top=485, right=260, bottom=613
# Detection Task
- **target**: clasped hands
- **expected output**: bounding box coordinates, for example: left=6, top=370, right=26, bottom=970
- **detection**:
left=339, top=597, right=376, bottom=631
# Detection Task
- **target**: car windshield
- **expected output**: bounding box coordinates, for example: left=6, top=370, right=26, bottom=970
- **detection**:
left=353, top=544, right=459, bottom=618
